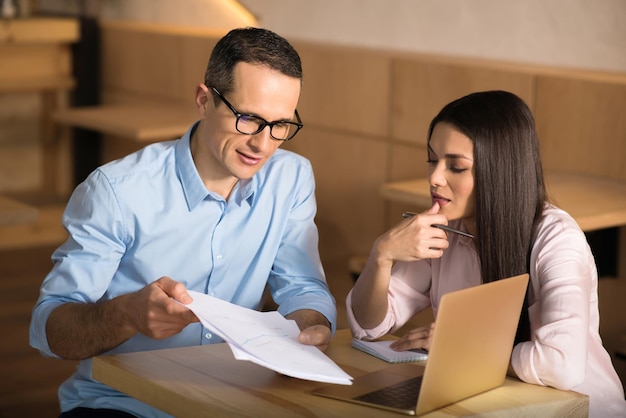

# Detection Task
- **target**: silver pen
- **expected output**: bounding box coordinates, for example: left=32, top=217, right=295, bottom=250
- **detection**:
left=402, top=212, right=474, bottom=239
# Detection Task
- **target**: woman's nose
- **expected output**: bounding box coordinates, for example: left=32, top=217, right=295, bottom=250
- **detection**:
left=429, top=162, right=446, bottom=188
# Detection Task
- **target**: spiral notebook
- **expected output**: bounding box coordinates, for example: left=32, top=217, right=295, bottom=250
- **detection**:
left=352, top=339, right=428, bottom=363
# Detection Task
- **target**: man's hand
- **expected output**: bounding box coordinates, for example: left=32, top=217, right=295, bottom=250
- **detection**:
left=298, top=324, right=332, bottom=352
left=286, top=309, right=332, bottom=352
left=124, top=276, right=199, bottom=340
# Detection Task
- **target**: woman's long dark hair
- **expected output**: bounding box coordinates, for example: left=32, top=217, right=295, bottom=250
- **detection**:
left=427, top=90, right=547, bottom=343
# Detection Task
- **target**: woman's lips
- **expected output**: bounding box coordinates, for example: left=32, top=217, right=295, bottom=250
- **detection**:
left=432, top=193, right=451, bottom=206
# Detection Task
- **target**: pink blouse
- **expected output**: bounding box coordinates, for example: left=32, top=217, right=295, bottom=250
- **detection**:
left=346, top=205, right=626, bottom=417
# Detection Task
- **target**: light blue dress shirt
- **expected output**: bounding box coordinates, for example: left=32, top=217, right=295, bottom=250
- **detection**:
left=29, top=123, right=336, bottom=417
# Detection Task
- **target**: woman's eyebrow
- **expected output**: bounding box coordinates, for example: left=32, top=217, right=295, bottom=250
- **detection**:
left=444, top=153, right=473, bottom=161
left=428, top=145, right=473, bottom=161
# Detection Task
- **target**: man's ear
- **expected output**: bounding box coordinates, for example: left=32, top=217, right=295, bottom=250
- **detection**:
left=195, top=83, right=211, bottom=116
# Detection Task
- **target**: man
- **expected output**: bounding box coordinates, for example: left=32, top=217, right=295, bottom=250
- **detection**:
left=30, top=27, right=336, bottom=417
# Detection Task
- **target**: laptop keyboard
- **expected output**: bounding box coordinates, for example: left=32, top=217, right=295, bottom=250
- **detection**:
left=354, top=375, right=423, bottom=410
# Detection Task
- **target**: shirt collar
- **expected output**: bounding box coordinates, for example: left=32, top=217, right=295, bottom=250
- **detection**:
left=236, top=177, right=256, bottom=206
left=176, top=122, right=257, bottom=210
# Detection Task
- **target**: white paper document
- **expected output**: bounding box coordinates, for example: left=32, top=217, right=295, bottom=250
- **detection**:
left=184, top=290, right=353, bottom=385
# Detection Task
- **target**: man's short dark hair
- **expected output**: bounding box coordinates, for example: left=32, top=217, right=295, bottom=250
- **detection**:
left=204, top=27, right=302, bottom=97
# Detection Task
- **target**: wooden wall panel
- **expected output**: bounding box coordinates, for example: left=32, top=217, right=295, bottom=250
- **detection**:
left=535, top=75, right=626, bottom=181
left=391, top=58, right=535, bottom=145
left=294, top=42, right=391, bottom=138
left=283, top=128, right=387, bottom=262
left=389, top=142, right=429, bottom=181
left=180, top=36, right=221, bottom=99
left=384, top=142, right=430, bottom=229
left=101, top=25, right=183, bottom=102
left=100, top=136, right=146, bottom=165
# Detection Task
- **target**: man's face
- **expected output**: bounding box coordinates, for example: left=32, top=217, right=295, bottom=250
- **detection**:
left=194, top=62, right=301, bottom=184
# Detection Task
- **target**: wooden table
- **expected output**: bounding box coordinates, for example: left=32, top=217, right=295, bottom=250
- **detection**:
left=380, top=171, right=626, bottom=233
left=53, top=103, right=198, bottom=143
left=0, top=196, right=38, bottom=226
left=92, top=329, right=588, bottom=417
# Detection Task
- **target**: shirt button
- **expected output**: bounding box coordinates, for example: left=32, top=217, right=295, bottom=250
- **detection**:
left=216, top=254, right=223, bottom=260
left=205, top=332, right=212, bottom=340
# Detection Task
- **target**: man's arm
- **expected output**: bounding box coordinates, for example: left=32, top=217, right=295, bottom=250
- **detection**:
left=286, top=309, right=332, bottom=352
left=46, top=277, right=198, bottom=360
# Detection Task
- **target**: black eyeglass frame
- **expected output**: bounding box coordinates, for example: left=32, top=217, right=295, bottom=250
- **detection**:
left=209, top=85, right=303, bottom=141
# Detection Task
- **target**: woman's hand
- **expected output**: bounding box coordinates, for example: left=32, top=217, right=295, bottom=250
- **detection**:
left=373, top=203, right=449, bottom=264
left=389, top=322, right=435, bottom=352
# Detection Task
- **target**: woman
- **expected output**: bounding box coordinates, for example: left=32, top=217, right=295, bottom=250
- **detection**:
left=347, top=90, right=626, bottom=417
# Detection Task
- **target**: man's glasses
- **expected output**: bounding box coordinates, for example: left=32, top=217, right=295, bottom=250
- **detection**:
left=209, top=86, right=303, bottom=141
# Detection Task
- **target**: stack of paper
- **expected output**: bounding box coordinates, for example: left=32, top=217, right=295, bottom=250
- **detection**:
left=184, top=290, right=353, bottom=385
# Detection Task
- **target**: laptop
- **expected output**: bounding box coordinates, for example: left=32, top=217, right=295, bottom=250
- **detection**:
left=313, top=273, right=529, bottom=415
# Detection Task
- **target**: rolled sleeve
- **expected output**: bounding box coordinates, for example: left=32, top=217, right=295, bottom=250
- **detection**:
left=29, top=170, right=126, bottom=358
left=268, top=155, right=337, bottom=332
